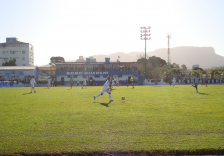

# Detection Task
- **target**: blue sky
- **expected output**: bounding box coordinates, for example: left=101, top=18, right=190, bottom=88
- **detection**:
left=0, top=0, right=223, bottom=65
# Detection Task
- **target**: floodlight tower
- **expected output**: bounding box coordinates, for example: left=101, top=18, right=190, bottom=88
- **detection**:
left=140, top=27, right=151, bottom=76
left=167, top=34, right=171, bottom=64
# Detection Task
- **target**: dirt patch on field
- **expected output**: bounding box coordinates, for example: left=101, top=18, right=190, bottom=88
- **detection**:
left=1, top=149, right=224, bottom=156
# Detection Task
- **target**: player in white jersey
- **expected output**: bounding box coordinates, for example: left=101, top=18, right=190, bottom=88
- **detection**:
left=47, top=77, right=51, bottom=89
left=30, top=76, right=36, bottom=93
left=94, top=77, right=113, bottom=102
left=172, top=77, right=176, bottom=87
left=82, top=78, right=87, bottom=89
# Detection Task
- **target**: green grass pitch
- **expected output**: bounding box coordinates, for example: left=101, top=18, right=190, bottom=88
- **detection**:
left=0, top=85, right=224, bottom=153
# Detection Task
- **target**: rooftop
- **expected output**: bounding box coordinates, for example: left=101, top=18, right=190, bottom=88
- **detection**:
left=4, top=41, right=28, bottom=44
left=0, top=66, right=36, bottom=70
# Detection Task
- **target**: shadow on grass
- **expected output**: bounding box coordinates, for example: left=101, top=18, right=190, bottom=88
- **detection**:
left=22, top=93, right=31, bottom=95
left=93, top=102, right=110, bottom=107
left=100, top=103, right=110, bottom=107
left=67, top=89, right=71, bottom=90
left=148, top=85, right=166, bottom=87
left=110, top=89, right=116, bottom=91
left=199, top=93, right=209, bottom=95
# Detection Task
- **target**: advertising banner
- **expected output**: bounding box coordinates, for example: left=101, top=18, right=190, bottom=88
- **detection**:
left=0, top=81, right=17, bottom=87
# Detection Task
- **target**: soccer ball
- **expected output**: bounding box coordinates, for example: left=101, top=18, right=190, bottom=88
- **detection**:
left=122, top=96, right=125, bottom=100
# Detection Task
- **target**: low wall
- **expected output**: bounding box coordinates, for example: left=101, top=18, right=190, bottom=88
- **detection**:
left=0, top=81, right=48, bottom=87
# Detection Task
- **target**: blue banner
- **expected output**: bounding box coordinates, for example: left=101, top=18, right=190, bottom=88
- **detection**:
left=56, top=70, right=139, bottom=75
left=0, top=81, right=17, bottom=87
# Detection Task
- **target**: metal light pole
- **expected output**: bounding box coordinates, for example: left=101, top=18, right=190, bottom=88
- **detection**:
left=140, top=27, right=151, bottom=77
left=167, top=34, right=171, bottom=64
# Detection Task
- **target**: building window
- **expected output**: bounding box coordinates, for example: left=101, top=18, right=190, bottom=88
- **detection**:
left=95, top=75, right=100, bottom=78
left=68, top=75, right=77, bottom=78
left=103, top=75, right=107, bottom=78
left=22, top=57, right=25, bottom=61
left=118, top=75, right=122, bottom=77
left=22, top=51, right=25, bottom=54
left=11, top=71, right=18, bottom=74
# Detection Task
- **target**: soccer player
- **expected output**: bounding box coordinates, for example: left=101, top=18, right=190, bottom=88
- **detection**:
left=113, top=76, right=117, bottom=86
left=127, top=75, right=134, bottom=88
left=52, top=79, right=55, bottom=87
left=47, top=77, right=51, bottom=89
left=82, top=78, right=87, bottom=89
left=172, top=76, right=176, bottom=87
left=94, top=77, right=113, bottom=102
left=30, top=76, right=36, bottom=93
left=168, top=75, right=172, bottom=86
left=117, top=77, right=119, bottom=86
left=192, top=75, right=199, bottom=93
left=202, top=76, right=208, bottom=87
left=77, top=79, right=79, bottom=86
left=69, top=76, right=74, bottom=89
left=109, top=74, right=113, bottom=90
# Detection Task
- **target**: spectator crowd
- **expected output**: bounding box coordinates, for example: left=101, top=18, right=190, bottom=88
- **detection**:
left=0, top=75, right=54, bottom=85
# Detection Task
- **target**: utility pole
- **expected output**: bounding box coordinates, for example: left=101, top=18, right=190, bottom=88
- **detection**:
left=167, top=34, right=171, bottom=64
left=140, top=27, right=151, bottom=77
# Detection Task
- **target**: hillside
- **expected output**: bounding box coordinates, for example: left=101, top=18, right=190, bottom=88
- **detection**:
left=91, top=46, right=224, bottom=68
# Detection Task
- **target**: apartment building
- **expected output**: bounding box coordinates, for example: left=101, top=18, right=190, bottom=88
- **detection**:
left=0, top=37, right=34, bottom=66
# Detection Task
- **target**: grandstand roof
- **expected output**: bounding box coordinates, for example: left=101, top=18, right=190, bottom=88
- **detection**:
left=55, top=62, right=139, bottom=65
left=0, top=66, right=37, bottom=70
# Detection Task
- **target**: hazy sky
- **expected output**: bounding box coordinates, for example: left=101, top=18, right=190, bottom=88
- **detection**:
left=0, top=0, right=223, bottom=65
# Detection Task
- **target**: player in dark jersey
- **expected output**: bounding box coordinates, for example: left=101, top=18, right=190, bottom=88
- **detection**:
left=202, top=76, right=208, bottom=87
left=69, top=76, right=74, bottom=89
left=192, top=75, right=199, bottom=93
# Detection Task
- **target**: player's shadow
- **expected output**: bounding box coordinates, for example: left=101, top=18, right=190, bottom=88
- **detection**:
left=22, top=93, right=31, bottom=95
left=67, top=89, right=71, bottom=90
left=100, top=103, right=110, bottom=107
left=199, top=93, right=209, bottom=95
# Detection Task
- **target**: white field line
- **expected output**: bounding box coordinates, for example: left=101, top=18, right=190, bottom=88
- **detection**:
left=0, top=131, right=224, bottom=137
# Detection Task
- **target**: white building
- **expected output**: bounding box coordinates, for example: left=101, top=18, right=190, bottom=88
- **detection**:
left=0, top=37, right=34, bottom=66
left=192, top=64, right=199, bottom=69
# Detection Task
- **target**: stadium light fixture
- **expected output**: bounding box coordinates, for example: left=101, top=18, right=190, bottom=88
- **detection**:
left=140, top=26, right=151, bottom=78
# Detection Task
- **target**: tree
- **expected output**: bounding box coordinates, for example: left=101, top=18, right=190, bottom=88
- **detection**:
left=137, top=55, right=167, bottom=79
left=209, top=69, right=221, bottom=79
left=181, top=64, right=188, bottom=73
left=191, top=70, right=200, bottom=75
left=148, top=56, right=167, bottom=68
left=2, top=58, right=17, bottom=66
left=193, top=67, right=203, bottom=71
left=50, top=57, right=65, bottom=64
left=170, top=68, right=182, bottom=74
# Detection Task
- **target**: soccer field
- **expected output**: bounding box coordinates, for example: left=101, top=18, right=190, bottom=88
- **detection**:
left=0, top=85, right=224, bottom=153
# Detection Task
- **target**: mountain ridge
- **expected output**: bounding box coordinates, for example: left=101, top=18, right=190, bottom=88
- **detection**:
left=90, top=46, right=224, bottom=68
